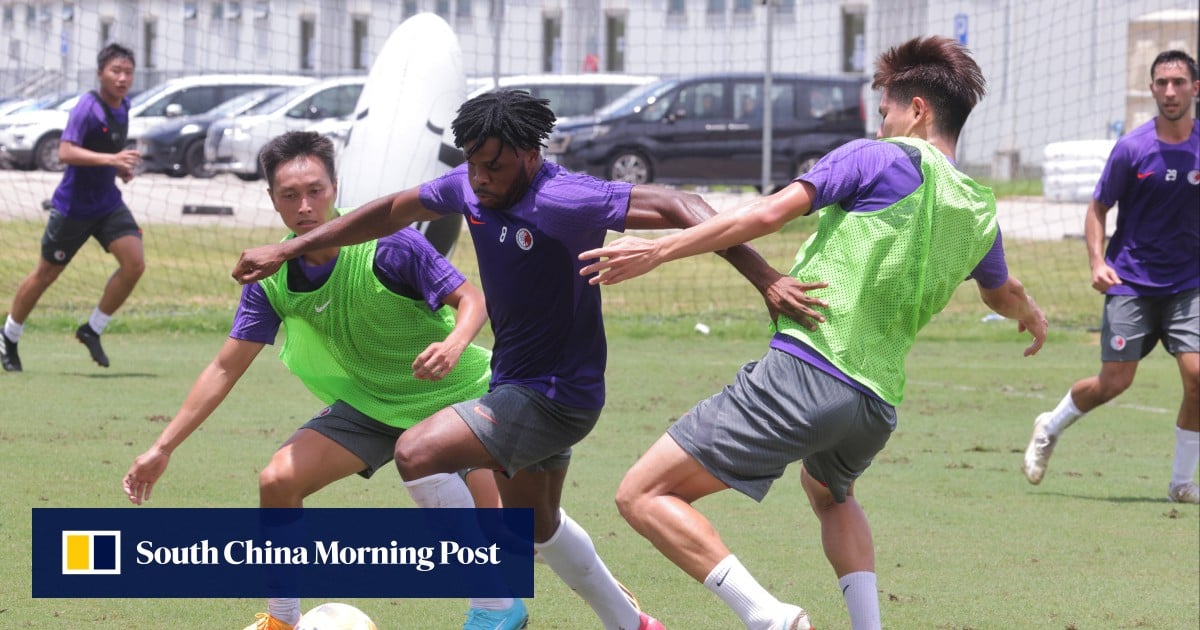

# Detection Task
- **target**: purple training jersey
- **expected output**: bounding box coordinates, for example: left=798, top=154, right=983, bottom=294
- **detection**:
left=52, top=91, right=128, bottom=220
left=1093, top=118, right=1200, bottom=296
left=231, top=227, right=467, bottom=344
left=420, top=161, right=632, bottom=409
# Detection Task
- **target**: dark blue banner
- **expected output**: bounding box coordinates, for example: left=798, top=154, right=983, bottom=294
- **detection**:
left=33, top=508, right=533, bottom=598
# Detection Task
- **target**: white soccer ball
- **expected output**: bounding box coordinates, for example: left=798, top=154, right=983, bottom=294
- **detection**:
left=295, top=603, right=378, bottom=630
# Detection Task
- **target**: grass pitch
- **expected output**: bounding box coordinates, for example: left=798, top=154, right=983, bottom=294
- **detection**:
left=1, top=327, right=1196, bottom=629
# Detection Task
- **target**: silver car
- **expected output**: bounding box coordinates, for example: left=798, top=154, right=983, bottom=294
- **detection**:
left=205, top=76, right=365, bottom=181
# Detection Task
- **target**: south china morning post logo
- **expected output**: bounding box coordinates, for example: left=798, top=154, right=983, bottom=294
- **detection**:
left=34, top=508, right=533, bottom=598
left=61, top=530, right=121, bottom=575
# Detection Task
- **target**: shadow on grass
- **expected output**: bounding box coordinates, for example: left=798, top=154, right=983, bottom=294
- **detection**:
left=63, top=371, right=159, bottom=379
left=1036, top=491, right=1178, bottom=505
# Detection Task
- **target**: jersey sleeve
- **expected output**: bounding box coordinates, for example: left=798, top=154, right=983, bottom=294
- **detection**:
left=417, top=166, right=469, bottom=216
left=1093, top=139, right=1132, bottom=208
left=799, top=139, right=923, bottom=214
left=375, top=229, right=468, bottom=312
left=536, top=172, right=632, bottom=238
left=967, top=227, right=1009, bottom=289
left=229, top=283, right=282, bottom=344
left=60, top=93, right=99, bottom=146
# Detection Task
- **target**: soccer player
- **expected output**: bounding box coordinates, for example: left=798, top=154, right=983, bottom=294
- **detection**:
left=122, top=131, right=495, bottom=630
left=231, top=89, right=824, bottom=630
left=579, top=37, right=1047, bottom=630
left=1022, top=50, right=1200, bottom=504
left=2, top=43, right=143, bottom=372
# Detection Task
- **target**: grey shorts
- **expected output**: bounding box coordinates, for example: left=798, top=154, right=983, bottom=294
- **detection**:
left=667, top=348, right=896, bottom=503
left=300, top=400, right=404, bottom=479
left=452, top=384, right=601, bottom=477
left=41, top=205, right=141, bottom=265
left=1100, top=289, right=1199, bottom=361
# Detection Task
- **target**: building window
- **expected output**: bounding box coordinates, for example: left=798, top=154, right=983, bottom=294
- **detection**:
left=667, top=0, right=685, bottom=16
left=733, top=0, right=752, bottom=13
left=183, top=2, right=198, bottom=19
left=24, top=4, right=34, bottom=24
left=352, top=16, right=368, bottom=70
left=402, top=1, right=418, bottom=19
left=2, top=5, right=13, bottom=27
left=842, top=6, right=866, bottom=73
left=212, top=1, right=223, bottom=19
left=143, top=19, right=158, bottom=68
left=300, top=16, right=315, bottom=70
left=62, top=3, right=74, bottom=22
left=435, top=0, right=450, bottom=17
left=777, top=0, right=795, bottom=12
left=227, top=2, right=242, bottom=20
left=456, top=0, right=471, bottom=17
left=706, top=0, right=724, bottom=14
left=605, top=13, right=626, bottom=72
left=100, top=19, right=112, bottom=46
left=254, top=1, right=269, bottom=19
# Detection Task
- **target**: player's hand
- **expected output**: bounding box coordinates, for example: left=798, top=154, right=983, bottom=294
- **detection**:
left=116, top=165, right=135, bottom=183
left=123, top=447, right=170, bottom=506
left=111, top=148, right=141, bottom=172
left=413, top=341, right=462, bottom=381
left=1016, top=295, right=1048, bottom=357
left=233, top=244, right=287, bottom=284
left=762, top=276, right=828, bottom=329
left=578, top=236, right=662, bottom=285
left=1090, top=263, right=1121, bottom=293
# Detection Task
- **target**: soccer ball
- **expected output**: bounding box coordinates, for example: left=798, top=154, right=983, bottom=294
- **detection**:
left=295, top=603, right=378, bottom=630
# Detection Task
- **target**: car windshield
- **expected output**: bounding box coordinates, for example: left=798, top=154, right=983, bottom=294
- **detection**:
left=594, top=80, right=679, bottom=118
left=208, top=87, right=286, bottom=117
left=245, top=85, right=308, bottom=115
left=130, top=81, right=173, bottom=109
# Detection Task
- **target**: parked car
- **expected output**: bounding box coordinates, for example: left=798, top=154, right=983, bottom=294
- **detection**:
left=137, top=85, right=303, bottom=178
left=206, top=76, right=365, bottom=181
left=125, top=73, right=313, bottom=142
left=0, top=74, right=310, bottom=173
left=470, top=73, right=658, bottom=125
left=545, top=73, right=866, bottom=188
left=0, top=92, right=81, bottom=170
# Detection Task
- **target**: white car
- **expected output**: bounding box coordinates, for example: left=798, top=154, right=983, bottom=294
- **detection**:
left=0, top=92, right=79, bottom=171
left=0, top=73, right=311, bottom=172
left=205, top=76, right=365, bottom=181
left=468, top=73, right=659, bottom=126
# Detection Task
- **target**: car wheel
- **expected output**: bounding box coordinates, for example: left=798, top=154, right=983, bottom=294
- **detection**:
left=183, top=141, right=215, bottom=179
left=33, top=133, right=63, bottom=172
left=607, top=151, right=652, bottom=185
left=234, top=171, right=261, bottom=182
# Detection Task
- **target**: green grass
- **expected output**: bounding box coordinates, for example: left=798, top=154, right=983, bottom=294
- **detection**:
left=0, top=216, right=1101, bottom=338
left=1, top=329, right=1196, bottom=629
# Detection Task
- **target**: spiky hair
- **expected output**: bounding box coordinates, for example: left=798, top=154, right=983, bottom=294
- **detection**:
left=451, top=89, right=557, bottom=159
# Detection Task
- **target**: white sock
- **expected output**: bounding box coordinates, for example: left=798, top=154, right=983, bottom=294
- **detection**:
left=267, top=597, right=301, bottom=626
left=534, top=509, right=639, bottom=630
left=88, top=308, right=112, bottom=335
left=1045, top=391, right=1084, bottom=435
left=402, top=473, right=512, bottom=611
left=4, top=314, right=23, bottom=343
left=703, top=554, right=784, bottom=630
left=838, top=571, right=881, bottom=630
left=1172, top=427, right=1200, bottom=486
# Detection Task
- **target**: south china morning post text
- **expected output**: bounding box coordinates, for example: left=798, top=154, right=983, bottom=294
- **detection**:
left=133, top=537, right=500, bottom=572
left=32, top=508, right=534, bottom=598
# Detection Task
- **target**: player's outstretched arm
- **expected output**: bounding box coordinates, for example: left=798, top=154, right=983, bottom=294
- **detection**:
left=412, top=279, right=488, bottom=381
left=232, top=188, right=442, bottom=284
left=619, top=183, right=828, bottom=327
left=978, top=276, right=1047, bottom=357
left=122, top=338, right=264, bottom=505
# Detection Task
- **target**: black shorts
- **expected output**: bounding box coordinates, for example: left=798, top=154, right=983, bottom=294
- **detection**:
left=41, top=205, right=141, bottom=265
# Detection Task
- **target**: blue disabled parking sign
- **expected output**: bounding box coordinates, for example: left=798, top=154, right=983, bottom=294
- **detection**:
left=954, top=14, right=968, bottom=45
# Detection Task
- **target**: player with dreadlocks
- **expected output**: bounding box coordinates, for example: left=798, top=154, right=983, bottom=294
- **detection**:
left=233, top=89, right=828, bottom=630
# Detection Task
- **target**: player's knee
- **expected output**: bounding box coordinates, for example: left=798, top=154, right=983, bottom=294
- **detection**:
left=119, top=257, right=146, bottom=279
left=392, top=439, right=428, bottom=478
left=257, top=462, right=297, bottom=503
left=614, top=476, right=649, bottom=524
left=1096, top=374, right=1134, bottom=400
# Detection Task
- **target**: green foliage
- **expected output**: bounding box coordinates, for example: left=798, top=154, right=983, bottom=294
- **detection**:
left=1, top=331, right=1195, bottom=628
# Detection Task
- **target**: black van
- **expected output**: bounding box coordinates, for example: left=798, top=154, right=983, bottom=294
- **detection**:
left=545, top=72, right=866, bottom=189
